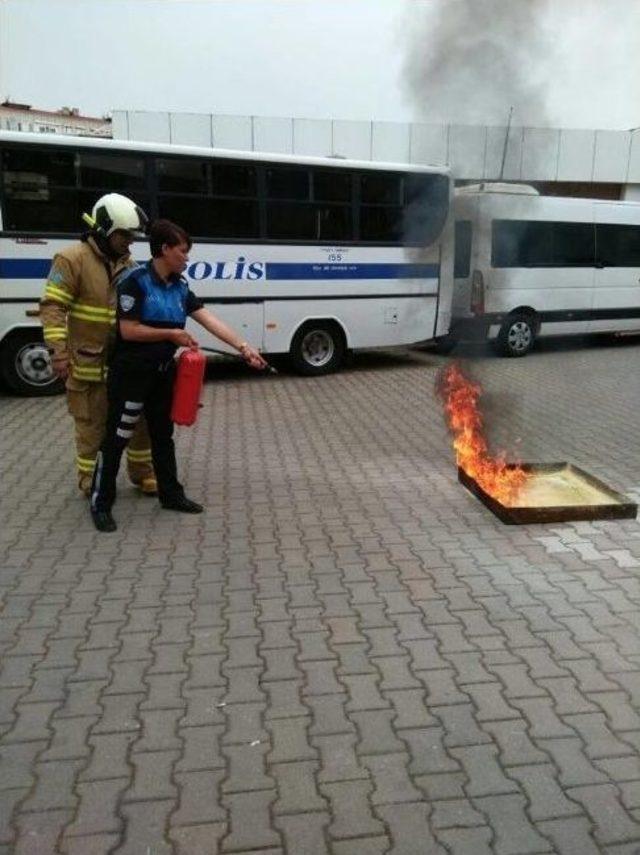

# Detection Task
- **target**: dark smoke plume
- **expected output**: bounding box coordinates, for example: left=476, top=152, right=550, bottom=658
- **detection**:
left=404, top=0, right=551, bottom=126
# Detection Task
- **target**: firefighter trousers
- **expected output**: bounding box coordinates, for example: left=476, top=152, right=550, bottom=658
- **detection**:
left=90, top=361, right=184, bottom=513
left=67, top=381, right=154, bottom=492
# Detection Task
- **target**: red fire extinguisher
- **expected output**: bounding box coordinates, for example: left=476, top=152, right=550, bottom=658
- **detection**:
left=171, top=349, right=206, bottom=426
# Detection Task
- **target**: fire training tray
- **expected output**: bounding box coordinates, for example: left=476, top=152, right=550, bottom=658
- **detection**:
left=458, top=462, right=638, bottom=525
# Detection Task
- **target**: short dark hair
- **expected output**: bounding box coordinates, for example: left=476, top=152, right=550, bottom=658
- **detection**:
left=148, top=219, right=192, bottom=258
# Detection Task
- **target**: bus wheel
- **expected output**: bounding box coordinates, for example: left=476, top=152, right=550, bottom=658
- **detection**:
left=290, top=321, right=346, bottom=375
left=0, top=330, right=65, bottom=396
left=496, top=313, right=537, bottom=358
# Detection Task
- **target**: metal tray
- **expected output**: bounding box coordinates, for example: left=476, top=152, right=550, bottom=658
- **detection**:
left=458, top=462, right=637, bottom=525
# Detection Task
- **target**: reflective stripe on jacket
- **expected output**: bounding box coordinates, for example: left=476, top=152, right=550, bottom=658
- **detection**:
left=39, top=237, right=135, bottom=384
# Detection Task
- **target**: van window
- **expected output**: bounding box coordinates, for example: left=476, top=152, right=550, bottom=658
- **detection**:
left=492, top=220, right=595, bottom=267
left=596, top=224, right=640, bottom=267
left=454, top=220, right=472, bottom=277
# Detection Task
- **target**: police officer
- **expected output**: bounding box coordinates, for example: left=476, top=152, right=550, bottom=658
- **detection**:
left=90, top=219, right=266, bottom=532
left=40, top=194, right=157, bottom=496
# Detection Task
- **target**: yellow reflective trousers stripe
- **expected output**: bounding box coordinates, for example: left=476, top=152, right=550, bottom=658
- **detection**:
left=126, top=448, right=152, bottom=461
left=76, top=455, right=96, bottom=473
left=43, top=326, right=68, bottom=342
left=71, top=365, right=104, bottom=380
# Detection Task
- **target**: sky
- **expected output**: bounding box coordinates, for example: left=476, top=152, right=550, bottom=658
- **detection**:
left=1, top=0, right=640, bottom=130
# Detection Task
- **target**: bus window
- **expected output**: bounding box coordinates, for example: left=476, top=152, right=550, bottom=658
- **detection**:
left=596, top=224, right=640, bottom=267
left=157, top=157, right=209, bottom=194
left=212, top=162, right=256, bottom=197
left=79, top=152, right=145, bottom=191
left=265, top=165, right=352, bottom=241
left=403, top=173, right=450, bottom=247
left=360, top=206, right=402, bottom=242
left=361, top=172, right=402, bottom=204
left=266, top=201, right=352, bottom=241
left=266, top=166, right=310, bottom=200
left=1, top=146, right=78, bottom=232
left=454, top=221, right=472, bottom=277
left=313, top=170, right=351, bottom=203
left=158, top=195, right=259, bottom=240
left=156, top=157, right=259, bottom=240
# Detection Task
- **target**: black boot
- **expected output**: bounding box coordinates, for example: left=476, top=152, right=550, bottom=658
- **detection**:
left=160, top=496, right=204, bottom=514
left=91, top=509, right=118, bottom=532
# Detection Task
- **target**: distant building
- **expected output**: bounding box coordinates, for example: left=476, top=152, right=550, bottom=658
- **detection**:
left=0, top=101, right=112, bottom=137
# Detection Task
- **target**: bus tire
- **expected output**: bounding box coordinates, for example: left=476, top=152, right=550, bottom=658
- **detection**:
left=0, top=330, right=65, bottom=396
left=289, top=321, right=346, bottom=375
left=496, top=312, right=537, bottom=358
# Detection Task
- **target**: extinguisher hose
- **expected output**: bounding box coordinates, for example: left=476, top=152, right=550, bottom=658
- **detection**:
left=198, top=346, right=278, bottom=375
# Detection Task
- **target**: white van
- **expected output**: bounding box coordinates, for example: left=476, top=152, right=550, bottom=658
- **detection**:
left=450, top=182, right=640, bottom=356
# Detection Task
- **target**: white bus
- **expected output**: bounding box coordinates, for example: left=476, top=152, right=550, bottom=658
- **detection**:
left=451, top=182, right=640, bottom=356
left=0, top=131, right=453, bottom=395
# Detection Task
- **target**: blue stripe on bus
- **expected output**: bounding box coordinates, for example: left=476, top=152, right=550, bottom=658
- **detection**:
left=0, top=259, right=440, bottom=281
left=0, top=259, right=52, bottom=279
left=264, top=263, right=439, bottom=280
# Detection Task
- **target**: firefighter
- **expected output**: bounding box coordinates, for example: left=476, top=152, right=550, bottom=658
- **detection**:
left=90, top=219, right=266, bottom=533
left=40, top=194, right=157, bottom=497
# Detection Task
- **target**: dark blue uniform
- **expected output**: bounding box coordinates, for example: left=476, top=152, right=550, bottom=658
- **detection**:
left=90, top=263, right=203, bottom=513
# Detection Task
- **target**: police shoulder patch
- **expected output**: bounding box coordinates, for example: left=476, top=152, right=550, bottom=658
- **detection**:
left=120, top=294, right=135, bottom=312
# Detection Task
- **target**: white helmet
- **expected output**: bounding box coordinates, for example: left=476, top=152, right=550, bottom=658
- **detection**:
left=90, top=193, right=148, bottom=237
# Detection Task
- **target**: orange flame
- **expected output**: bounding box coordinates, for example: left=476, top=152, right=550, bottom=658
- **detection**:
left=438, top=363, right=529, bottom=505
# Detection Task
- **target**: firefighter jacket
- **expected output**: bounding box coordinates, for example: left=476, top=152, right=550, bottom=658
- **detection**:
left=40, top=237, right=136, bottom=387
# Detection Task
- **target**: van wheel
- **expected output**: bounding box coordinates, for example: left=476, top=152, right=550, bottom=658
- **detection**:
left=496, top=313, right=536, bottom=357
left=290, top=321, right=345, bottom=375
left=1, top=330, right=65, bottom=396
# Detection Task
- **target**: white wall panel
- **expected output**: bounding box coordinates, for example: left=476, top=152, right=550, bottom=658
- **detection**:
left=253, top=117, right=293, bottom=154
left=557, top=129, right=596, bottom=181
left=627, top=130, right=640, bottom=183
left=448, top=125, right=485, bottom=178
left=127, top=111, right=170, bottom=143
left=211, top=115, right=252, bottom=151
left=622, top=184, right=640, bottom=201
left=521, top=128, right=560, bottom=180
left=484, top=125, right=523, bottom=181
left=111, top=111, right=129, bottom=140
left=409, top=124, right=448, bottom=166
left=293, top=119, right=332, bottom=156
left=372, top=122, right=410, bottom=164
left=593, top=130, right=631, bottom=182
left=331, top=120, right=372, bottom=160
left=169, top=113, right=212, bottom=147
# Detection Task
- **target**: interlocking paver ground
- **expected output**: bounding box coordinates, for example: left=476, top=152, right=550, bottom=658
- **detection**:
left=2, top=338, right=640, bottom=853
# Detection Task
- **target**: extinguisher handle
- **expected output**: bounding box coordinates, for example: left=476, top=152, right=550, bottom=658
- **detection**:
left=199, top=346, right=278, bottom=375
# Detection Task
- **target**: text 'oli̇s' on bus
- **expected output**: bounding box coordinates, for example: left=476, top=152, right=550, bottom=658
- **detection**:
left=0, top=130, right=454, bottom=395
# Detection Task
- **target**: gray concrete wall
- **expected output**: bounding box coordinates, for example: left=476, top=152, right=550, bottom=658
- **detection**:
left=112, top=110, right=639, bottom=187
